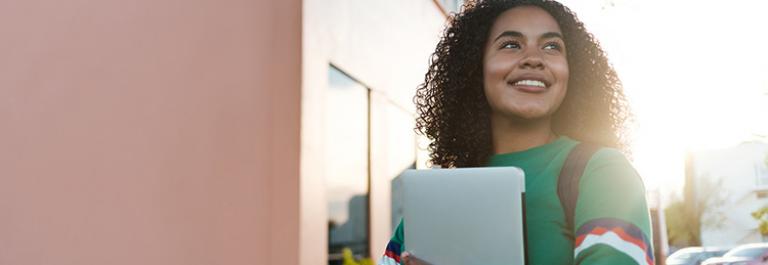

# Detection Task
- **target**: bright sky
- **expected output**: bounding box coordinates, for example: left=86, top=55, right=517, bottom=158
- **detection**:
left=559, top=0, right=768, bottom=201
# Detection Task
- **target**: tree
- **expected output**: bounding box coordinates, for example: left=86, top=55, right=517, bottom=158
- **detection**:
left=665, top=152, right=727, bottom=248
left=665, top=195, right=699, bottom=247
left=751, top=153, right=768, bottom=237
left=342, top=248, right=373, bottom=265
left=752, top=207, right=768, bottom=236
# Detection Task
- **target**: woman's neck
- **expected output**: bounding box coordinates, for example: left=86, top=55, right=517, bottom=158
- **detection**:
left=490, top=114, right=557, bottom=154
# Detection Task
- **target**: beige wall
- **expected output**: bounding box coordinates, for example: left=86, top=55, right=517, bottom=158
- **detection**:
left=0, top=0, right=301, bottom=264
left=302, top=0, right=445, bottom=263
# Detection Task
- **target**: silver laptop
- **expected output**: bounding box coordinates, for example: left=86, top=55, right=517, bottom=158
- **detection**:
left=398, top=167, right=526, bottom=265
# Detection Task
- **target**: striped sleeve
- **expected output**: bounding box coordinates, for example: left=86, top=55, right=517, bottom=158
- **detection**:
left=574, top=148, right=654, bottom=265
left=378, top=220, right=404, bottom=265
left=575, top=218, right=653, bottom=265
left=378, top=240, right=402, bottom=265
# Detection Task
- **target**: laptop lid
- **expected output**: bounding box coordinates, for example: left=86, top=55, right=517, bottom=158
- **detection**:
left=399, top=167, right=526, bottom=265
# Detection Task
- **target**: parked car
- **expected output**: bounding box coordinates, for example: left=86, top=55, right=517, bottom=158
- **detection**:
left=667, top=246, right=731, bottom=265
left=702, top=243, right=768, bottom=265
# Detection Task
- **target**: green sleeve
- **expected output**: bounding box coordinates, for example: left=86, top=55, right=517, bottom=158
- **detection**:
left=392, top=219, right=405, bottom=248
left=573, top=148, right=654, bottom=265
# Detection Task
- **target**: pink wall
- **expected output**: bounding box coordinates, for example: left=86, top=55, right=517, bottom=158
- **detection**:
left=0, top=0, right=301, bottom=264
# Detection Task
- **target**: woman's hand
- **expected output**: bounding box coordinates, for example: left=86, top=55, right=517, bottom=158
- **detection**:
left=401, top=252, right=433, bottom=265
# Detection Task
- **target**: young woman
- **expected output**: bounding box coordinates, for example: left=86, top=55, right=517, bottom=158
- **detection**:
left=378, top=1, right=653, bottom=265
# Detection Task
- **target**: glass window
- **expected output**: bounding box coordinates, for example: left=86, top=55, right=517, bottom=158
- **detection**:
left=326, top=65, right=370, bottom=265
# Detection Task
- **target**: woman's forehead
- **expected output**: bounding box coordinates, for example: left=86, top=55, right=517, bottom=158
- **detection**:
left=489, top=6, right=562, bottom=38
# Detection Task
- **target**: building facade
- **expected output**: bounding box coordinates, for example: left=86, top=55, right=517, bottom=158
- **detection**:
left=693, top=142, right=768, bottom=246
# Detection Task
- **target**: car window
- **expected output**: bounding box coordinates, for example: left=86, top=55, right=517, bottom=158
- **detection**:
left=667, top=253, right=701, bottom=264
left=725, top=247, right=768, bottom=259
left=669, top=251, right=695, bottom=260
left=703, top=250, right=727, bottom=259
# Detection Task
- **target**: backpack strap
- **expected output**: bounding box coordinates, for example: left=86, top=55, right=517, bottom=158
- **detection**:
left=557, top=142, right=600, bottom=237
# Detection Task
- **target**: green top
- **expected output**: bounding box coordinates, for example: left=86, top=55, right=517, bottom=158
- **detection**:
left=378, top=136, right=654, bottom=265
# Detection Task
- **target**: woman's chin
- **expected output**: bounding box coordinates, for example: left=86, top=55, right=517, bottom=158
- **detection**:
left=496, top=110, right=552, bottom=123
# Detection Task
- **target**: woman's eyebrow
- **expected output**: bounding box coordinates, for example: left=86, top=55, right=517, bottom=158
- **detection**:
left=541, top=32, right=564, bottom=40
left=493, top=31, right=563, bottom=42
left=493, top=31, right=524, bottom=42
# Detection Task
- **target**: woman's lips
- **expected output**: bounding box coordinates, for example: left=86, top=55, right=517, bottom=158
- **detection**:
left=508, top=84, right=547, bottom=94
left=507, top=79, right=549, bottom=93
left=508, top=83, right=548, bottom=93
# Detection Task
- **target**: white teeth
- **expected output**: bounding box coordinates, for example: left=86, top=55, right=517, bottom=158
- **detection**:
left=513, top=79, right=546, bottom=87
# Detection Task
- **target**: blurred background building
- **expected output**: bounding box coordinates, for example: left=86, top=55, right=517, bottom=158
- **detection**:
left=690, top=142, right=768, bottom=246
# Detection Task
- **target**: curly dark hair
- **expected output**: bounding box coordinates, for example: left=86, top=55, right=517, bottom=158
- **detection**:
left=415, top=0, right=630, bottom=168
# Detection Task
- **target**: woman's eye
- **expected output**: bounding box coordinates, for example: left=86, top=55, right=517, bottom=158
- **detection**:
left=543, top=42, right=563, bottom=51
left=500, top=41, right=521, bottom=50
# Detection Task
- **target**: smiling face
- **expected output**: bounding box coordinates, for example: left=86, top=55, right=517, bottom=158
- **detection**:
left=483, top=5, right=569, bottom=122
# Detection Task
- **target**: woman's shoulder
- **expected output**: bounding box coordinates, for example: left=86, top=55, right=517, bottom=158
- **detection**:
left=586, top=147, right=633, bottom=171
left=561, top=138, right=632, bottom=173
left=580, top=146, right=644, bottom=189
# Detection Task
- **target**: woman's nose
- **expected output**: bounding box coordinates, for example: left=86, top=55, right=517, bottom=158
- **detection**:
left=519, top=50, right=545, bottom=70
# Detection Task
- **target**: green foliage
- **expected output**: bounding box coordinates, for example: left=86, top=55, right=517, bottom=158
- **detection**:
left=342, top=248, right=373, bottom=265
left=665, top=197, right=700, bottom=247
left=751, top=206, right=768, bottom=236
left=758, top=153, right=768, bottom=235
left=664, top=174, right=727, bottom=248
